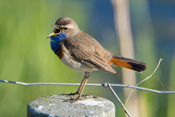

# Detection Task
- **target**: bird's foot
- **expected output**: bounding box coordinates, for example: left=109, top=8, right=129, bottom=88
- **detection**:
left=61, top=91, right=79, bottom=96
left=63, top=94, right=88, bottom=103
left=64, top=96, right=81, bottom=103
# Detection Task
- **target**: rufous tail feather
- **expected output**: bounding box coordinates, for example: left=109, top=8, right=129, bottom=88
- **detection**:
left=111, top=55, right=147, bottom=72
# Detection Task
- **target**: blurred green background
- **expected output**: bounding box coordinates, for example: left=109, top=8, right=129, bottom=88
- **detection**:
left=0, top=0, right=175, bottom=117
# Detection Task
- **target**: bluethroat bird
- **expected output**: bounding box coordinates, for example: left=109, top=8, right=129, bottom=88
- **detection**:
left=47, top=17, right=147, bottom=102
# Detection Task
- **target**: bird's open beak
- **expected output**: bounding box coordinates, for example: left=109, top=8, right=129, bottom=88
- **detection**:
left=47, top=25, right=61, bottom=38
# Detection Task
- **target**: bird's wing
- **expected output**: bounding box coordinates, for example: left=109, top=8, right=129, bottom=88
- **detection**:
left=71, top=48, right=115, bottom=73
left=62, top=33, right=116, bottom=73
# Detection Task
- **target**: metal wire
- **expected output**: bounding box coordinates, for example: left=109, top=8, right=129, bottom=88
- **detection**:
left=1, top=80, right=175, bottom=94
left=1, top=79, right=175, bottom=117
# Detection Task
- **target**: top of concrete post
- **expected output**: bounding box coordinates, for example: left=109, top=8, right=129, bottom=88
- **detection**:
left=27, top=94, right=115, bottom=117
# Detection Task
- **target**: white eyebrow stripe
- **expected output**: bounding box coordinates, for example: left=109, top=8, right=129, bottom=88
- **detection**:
left=66, top=24, right=74, bottom=28
left=61, top=24, right=74, bottom=29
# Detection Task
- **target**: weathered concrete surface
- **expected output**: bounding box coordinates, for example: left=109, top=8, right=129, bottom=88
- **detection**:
left=27, top=94, right=115, bottom=117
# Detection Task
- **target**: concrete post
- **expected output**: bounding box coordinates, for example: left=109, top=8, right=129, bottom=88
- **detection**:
left=27, top=95, right=115, bottom=117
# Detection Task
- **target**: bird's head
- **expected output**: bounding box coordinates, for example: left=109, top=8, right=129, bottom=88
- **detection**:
left=47, top=17, right=80, bottom=38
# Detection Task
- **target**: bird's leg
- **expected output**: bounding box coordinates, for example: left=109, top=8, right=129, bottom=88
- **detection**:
left=63, top=73, right=86, bottom=96
left=66, top=75, right=86, bottom=96
left=70, top=72, right=90, bottom=102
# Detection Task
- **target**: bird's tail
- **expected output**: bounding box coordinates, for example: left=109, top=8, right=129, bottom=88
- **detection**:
left=111, top=55, right=147, bottom=72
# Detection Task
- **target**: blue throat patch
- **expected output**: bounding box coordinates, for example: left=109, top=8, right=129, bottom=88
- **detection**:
left=50, top=32, right=67, bottom=54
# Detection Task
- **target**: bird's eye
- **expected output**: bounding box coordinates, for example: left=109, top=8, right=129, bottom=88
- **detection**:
left=64, top=27, right=68, bottom=30
left=54, top=29, right=61, bottom=34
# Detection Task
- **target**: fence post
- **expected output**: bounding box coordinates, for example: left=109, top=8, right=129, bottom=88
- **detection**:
left=27, top=94, right=115, bottom=117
